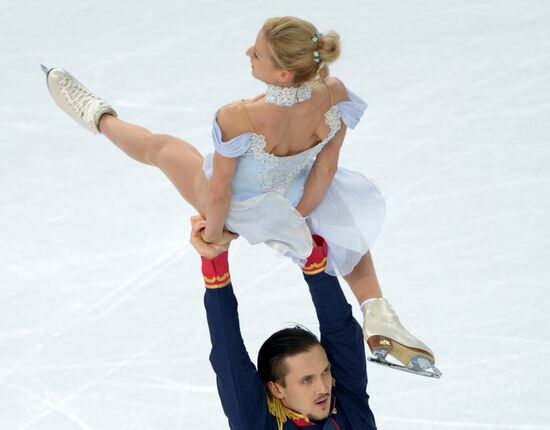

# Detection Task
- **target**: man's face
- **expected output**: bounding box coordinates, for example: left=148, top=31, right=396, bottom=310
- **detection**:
left=271, top=344, right=333, bottom=421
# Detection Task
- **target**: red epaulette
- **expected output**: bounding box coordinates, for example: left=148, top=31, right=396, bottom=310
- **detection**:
left=201, top=251, right=231, bottom=289
left=302, top=234, right=328, bottom=275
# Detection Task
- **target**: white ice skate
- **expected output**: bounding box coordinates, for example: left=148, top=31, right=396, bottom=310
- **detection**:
left=362, top=298, right=441, bottom=378
left=41, top=64, right=117, bottom=134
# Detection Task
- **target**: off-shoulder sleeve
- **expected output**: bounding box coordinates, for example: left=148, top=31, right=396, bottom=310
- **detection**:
left=336, top=88, right=368, bottom=129
left=211, top=110, right=252, bottom=158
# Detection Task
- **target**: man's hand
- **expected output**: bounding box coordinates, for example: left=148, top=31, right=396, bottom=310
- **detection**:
left=189, top=215, right=238, bottom=259
left=200, top=228, right=237, bottom=247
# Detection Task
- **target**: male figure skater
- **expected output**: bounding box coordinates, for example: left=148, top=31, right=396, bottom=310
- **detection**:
left=189, top=216, right=377, bottom=429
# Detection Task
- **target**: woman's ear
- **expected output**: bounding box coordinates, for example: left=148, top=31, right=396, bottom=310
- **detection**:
left=278, top=69, right=294, bottom=84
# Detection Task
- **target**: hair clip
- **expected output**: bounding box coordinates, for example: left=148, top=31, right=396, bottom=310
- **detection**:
left=311, top=31, right=322, bottom=43
left=313, top=50, right=321, bottom=63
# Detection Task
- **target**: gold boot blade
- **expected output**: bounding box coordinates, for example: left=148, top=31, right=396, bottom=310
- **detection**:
left=363, top=298, right=436, bottom=365
left=367, top=335, right=435, bottom=366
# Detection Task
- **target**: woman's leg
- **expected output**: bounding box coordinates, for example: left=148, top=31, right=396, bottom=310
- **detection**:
left=343, top=251, right=383, bottom=304
left=347, top=251, right=438, bottom=373
left=98, top=114, right=208, bottom=215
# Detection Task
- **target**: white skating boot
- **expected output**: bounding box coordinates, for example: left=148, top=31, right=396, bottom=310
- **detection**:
left=41, top=65, right=117, bottom=134
left=362, top=298, right=441, bottom=378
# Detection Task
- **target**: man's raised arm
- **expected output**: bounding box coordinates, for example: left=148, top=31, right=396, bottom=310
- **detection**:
left=302, top=235, right=375, bottom=423
left=189, top=217, right=270, bottom=430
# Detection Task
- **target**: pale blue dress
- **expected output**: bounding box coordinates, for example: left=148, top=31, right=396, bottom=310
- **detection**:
left=203, top=88, right=386, bottom=276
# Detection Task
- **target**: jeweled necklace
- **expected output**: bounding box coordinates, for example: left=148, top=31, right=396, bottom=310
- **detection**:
left=265, top=83, right=312, bottom=107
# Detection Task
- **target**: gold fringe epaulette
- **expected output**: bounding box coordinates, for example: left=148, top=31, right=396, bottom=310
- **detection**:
left=267, top=395, right=310, bottom=430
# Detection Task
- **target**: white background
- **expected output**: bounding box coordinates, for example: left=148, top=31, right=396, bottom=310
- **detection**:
left=1, top=1, right=549, bottom=429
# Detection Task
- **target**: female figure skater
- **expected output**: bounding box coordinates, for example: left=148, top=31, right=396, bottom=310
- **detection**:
left=42, top=16, right=439, bottom=377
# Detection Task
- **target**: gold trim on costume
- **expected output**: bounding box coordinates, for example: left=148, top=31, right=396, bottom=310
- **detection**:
left=267, top=395, right=309, bottom=430
left=204, top=272, right=231, bottom=289
left=303, top=257, right=327, bottom=274
left=203, top=273, right=230, bottom=283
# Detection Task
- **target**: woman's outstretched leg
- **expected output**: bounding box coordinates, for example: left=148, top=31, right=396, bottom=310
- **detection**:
left=98, top=115, right=208, bottom=215
left=43, top=66, right=208, bottom=215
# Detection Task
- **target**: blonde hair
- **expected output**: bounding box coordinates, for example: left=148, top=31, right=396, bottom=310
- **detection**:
left=262, top=16, right=341, bottom=85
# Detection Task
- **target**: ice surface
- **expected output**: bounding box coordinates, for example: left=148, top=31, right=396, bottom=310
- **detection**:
left=1, top=0, right=549, bottom=429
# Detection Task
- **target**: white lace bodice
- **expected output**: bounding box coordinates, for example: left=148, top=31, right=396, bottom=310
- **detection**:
left=206, top=86, right=367, bottom=204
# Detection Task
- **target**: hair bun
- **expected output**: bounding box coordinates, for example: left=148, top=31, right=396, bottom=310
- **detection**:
left=262, top=17, right=341, bottom=84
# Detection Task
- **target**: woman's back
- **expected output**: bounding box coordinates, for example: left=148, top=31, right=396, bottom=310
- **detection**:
left=222, top=78, right=348, bottom=157
left=243, top=82, right=337, bottom=156
left=210, top=78, right=350, bottom=205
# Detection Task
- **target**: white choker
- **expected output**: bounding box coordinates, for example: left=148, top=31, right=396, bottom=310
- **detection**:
left=265, top=83, right=312, bottom=107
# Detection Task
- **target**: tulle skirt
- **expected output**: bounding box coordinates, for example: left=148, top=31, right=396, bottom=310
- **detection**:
left=223, top=167, right=386, bottom=277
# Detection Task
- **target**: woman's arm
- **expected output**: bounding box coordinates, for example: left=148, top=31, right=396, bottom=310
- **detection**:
left=295, top=124, right=347, bottom=217
left=203, top=152, right=237, bottom=242
left=295, top=78, right=350, bottom=217
left=202, top=103, right=247, bottom=243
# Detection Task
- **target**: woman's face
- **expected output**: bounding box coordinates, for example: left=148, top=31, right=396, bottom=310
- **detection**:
left=246, top=30, right=293, bottom=86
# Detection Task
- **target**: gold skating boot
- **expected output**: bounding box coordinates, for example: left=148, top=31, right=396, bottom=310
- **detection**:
left=362, top=298, right=441, bottom=378
left=41, top=65, right=117, bottom=134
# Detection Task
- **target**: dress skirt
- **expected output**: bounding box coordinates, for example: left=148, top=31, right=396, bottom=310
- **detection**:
left=221, top=167, right=385, bottom=277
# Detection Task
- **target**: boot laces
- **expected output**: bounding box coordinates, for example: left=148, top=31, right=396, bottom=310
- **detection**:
left=59, top=76, right=104, bottom=126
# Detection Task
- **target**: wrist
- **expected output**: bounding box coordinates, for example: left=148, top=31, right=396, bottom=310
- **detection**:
left=201, top=228, right=220, bottom=243
left=201, top=251, right=231, bottom=289
left=295, top=202, right=309, bottom=217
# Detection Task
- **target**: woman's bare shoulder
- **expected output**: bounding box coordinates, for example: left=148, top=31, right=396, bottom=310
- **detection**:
left=244, top=93, right=265, bottom=103
left=324, top=77, right=350, bottom=104
left=216, top=100, right=254, bottom=141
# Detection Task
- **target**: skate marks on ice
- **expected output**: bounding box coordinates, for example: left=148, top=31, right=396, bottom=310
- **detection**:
left=7, top=381, right=98, bottom=430
left=0, top=245, right=187, bottom=385
left=10, top=327, right=183, bottom=430
left=377, top=415, right=550, bottom=430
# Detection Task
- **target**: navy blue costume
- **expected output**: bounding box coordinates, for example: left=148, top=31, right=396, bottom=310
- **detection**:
left=201, top=237, right=377, bottom=429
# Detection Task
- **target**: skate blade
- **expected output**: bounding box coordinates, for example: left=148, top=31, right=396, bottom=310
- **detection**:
left=40, top=64, right=52, bottom=76
left=367, top=356, right=442, bottom=378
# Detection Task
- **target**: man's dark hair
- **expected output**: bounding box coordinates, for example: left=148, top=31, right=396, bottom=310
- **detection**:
left=257, top=325, right=321, bottom=388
